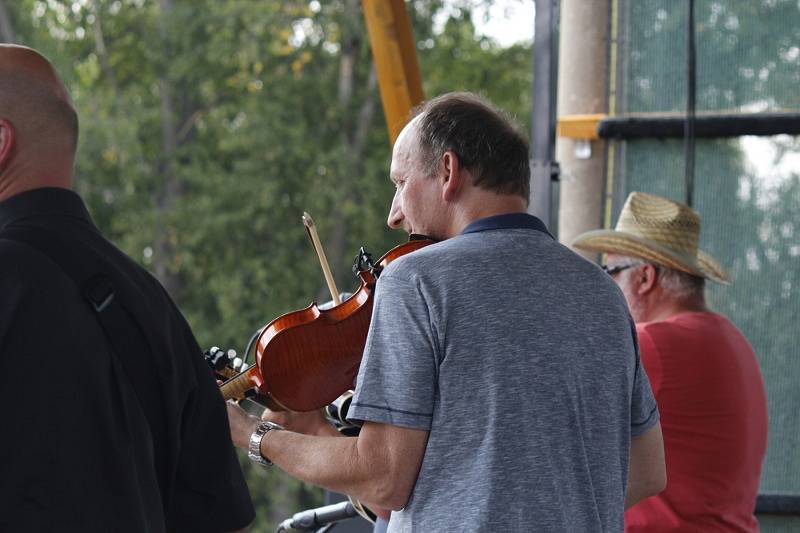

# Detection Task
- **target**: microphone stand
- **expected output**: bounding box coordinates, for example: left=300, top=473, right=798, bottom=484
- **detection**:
left=275, top=501, right=358, bottom=532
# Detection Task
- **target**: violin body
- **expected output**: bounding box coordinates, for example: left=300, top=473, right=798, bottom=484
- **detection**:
left=257, top=271, right=374, bottom=411
left=219, top=237, right=434, bottom=411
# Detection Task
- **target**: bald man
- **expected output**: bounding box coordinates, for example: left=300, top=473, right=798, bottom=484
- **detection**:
left=0, top=45, right=254, bottom=532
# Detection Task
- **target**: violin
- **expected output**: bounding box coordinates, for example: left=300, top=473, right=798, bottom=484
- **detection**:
left=218, top=234, right=434, bottom=412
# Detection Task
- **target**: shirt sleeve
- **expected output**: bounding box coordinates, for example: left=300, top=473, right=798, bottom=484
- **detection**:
left=629, top=319, right=660, bottom=437
left=347, top=271, right=439, bottom=431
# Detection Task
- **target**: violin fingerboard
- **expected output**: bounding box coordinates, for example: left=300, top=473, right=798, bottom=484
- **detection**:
left=219, top=372, right=254, bottom=401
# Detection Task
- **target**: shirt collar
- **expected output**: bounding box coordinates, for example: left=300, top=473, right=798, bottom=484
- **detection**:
left=460, top=212, right=553, bottom=239
left=0, top=187, right=93, bottom=229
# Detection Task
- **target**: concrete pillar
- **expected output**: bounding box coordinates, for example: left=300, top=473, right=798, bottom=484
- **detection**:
left=556, top=0, right=611, bottom=253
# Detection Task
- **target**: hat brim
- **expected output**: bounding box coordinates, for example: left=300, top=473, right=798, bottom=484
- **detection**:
left=572, top=229, right=730, bottom=284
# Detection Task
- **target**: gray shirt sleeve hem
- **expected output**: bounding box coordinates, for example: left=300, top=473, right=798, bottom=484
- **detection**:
left=347, top=402, right=432, bottom=431
left=630, top=405, right=660, bottom=437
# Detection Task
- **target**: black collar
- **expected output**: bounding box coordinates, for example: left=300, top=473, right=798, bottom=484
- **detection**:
left=460, top=212, right=553, bottom=239
left=0, top=187, right=93, bottom=229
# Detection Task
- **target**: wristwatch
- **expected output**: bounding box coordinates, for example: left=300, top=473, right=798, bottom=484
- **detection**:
left=248, top=420, right=284, bottom=467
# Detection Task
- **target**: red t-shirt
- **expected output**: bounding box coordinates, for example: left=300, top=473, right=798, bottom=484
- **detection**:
left=625, top=312, right=768, bottom=533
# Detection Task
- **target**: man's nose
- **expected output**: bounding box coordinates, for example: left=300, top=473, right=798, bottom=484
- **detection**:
left=387, top=197, right=404, bottom=230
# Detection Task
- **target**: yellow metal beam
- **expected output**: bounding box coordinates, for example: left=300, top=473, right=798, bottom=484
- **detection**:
left=557, top=113, right=607, bottom=139
left=362, top=0, right=425, bottom=145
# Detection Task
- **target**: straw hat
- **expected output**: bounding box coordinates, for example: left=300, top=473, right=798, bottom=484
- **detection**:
left=572, top=192, right=730, bottom=284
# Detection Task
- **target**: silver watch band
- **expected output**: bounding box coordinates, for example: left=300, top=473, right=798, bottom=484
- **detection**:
left=248, top=420, right=284, bottom=467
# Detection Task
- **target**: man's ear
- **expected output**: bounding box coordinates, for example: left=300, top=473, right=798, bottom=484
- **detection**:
left=636, top=264, right=658, bottom=295
left=441, top=150, right=461, bottom=202
left=0, top=118, right=16, bottom=171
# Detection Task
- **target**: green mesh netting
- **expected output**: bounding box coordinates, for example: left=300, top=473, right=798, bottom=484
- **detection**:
left=619, top=0, right=800, bottom=113
left=613, top=0, right=800, bottom=504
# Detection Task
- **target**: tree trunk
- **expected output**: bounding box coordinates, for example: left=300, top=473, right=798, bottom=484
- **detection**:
left=0, top=0, right=17, bottom=43
left=154, top=0, right=185, bottom=301
left=316, top=0, right=379, bottom=300
left=89, top=0, right=123, bottom=156
left=90, top=1, right=118, bottom=94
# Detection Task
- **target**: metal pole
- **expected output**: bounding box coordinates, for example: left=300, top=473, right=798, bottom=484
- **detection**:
left=684, top=0, right=696, bottom=207
left=529, top=0, right=560, bottom=231
left=556, top=0, right=611, bottom=252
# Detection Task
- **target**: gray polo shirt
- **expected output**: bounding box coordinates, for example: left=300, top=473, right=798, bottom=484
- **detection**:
left=348, top=213, right=658, bottom=532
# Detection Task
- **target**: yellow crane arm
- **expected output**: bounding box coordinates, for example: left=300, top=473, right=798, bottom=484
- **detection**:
left=362, top=0, right=425, bottom=145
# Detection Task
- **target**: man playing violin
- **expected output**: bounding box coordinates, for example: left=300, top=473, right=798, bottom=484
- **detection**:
left=226, top=92, right=666, bottom=532
left=0, top=45, right=254, bottom=532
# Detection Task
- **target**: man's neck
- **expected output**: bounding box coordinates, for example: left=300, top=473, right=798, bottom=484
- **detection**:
left=0, top=162, right=73, bottom=202
left=0, top=178, right=71, bottom=202
left=446, top=191, right=528, bottom=237
left=641, top=292, right=709, bottom=323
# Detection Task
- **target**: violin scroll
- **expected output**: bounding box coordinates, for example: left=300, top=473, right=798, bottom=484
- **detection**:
left=204, top=346, right=245, bottom=381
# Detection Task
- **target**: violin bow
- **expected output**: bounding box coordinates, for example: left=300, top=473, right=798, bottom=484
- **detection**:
left=302, top=212, right=341, bottom=306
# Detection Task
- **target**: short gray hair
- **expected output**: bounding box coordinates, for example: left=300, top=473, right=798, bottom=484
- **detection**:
left=410, top=92, right=530, bottom=200
left=618, top=256, right=705, bottom=299
left=655, top=265, right=705, bottom=299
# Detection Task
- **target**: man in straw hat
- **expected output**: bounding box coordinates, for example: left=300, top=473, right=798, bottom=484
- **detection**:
left=0, top=44, right=254, bottom=531
left=573, top=191, right=768, bottom=532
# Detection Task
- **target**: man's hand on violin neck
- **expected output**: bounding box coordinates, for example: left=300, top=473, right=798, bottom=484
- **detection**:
left=226, top=401, right=260, bottom=450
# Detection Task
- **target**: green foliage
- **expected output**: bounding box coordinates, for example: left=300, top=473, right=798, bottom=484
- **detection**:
left=419, top=5, right=532, bottom=127
left=5, top=0, right=533, bottom=528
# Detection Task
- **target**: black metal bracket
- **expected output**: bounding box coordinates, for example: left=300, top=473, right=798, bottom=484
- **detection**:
left=756, top=493, right=800, bottom=515
left=598, top=112, right=800, bottom=140
left=352, top=247, right=375, bottom=276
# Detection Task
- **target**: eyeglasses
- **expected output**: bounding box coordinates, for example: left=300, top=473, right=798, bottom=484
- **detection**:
left=602, top=264, right=636, bottom=277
